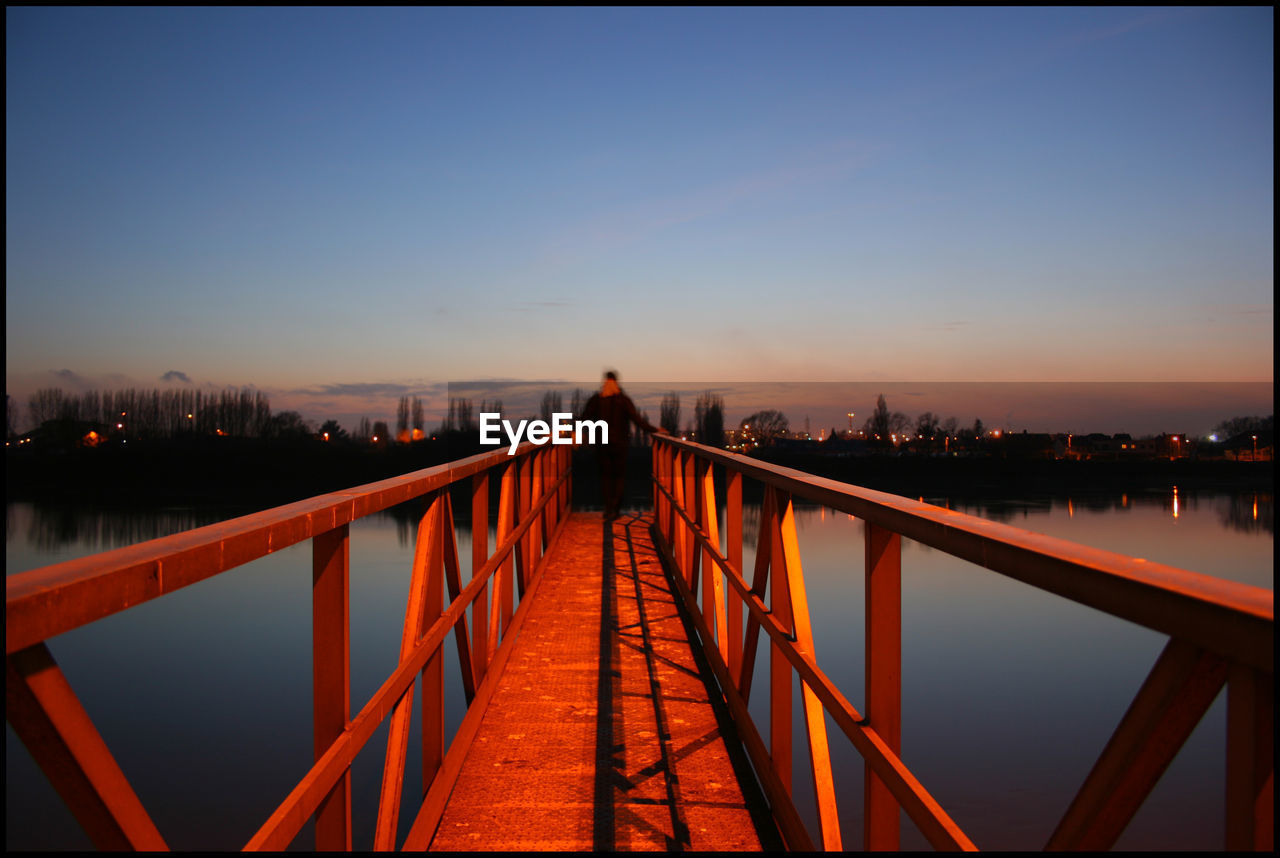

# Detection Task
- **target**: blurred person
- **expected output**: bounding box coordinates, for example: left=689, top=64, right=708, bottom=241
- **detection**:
left=581, top=370, right=664, bottom=520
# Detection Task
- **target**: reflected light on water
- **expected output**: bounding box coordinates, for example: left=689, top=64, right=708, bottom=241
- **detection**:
left=1173, top=485, right=1179, bottom=519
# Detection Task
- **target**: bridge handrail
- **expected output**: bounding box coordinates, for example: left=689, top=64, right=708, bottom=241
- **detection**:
left=650, top=435, right=1273, bottom=852
left=6, top=442, right=574, bottom=851
left=9, top=445, right=531, bottom=654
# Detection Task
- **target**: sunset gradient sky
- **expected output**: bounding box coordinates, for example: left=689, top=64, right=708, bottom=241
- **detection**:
left=6, top=7, right=1273, bottom=433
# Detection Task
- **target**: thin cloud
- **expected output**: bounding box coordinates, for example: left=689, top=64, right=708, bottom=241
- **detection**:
left=543, top=141, right=880, bottom=265
left=292, top=381, right=443, bottom=398
left=1072, top=8, right=1197, bottom=45
left=160, top=370, right=192, bottom=384
left=924, top=321, right=971, bottom=333
left=511, top=301, right=573, bottom=313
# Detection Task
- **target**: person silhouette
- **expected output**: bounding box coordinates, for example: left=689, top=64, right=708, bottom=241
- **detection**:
left=580, top=370, right=664, bottom=520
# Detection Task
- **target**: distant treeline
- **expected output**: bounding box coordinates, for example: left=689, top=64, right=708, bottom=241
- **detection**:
left=20, top=386, right=276, bottom=438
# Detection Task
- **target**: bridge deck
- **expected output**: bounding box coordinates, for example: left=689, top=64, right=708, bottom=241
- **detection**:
left=428, top=511, right=779, bottom=851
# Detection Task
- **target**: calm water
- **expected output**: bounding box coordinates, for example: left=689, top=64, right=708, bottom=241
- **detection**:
left=5, top=489, right=1273, bottom=850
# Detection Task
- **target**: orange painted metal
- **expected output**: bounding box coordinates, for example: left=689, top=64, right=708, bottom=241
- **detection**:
left=651, top=434, right=1272, bottom=852
left=399, top=506, right=571, bottom=850
left=246, top=461, right=571, bottom=850
left=374, top=493, right=440, bottom=851
left=1047, top=639, right=1229, bottom=850
left=700, top=459, right=728, bottom=662
left=768, top=489, right=795, bottom=797
left=652, top=456, right=976, bottom=849
left=8, top=441, right=571, bottom=853
left=777, top=495, right=842, bottom=851
left=312, top=523, right=352, bottom=850
left=471, top=472, right=489, bottom=677
left=420, top=493, right=447, bottom=803
left=493, top=462, right=515, bottom=647
left=6, top=644, right=168, bottom=850
left=726, top=468, right=744, bottom=686
left=683, top=451, right=699, bottom=590
left=1226, top=665, right=1274, bottom=851
left=647, top=516, right=817, bottom=851
left=439, top=494, right=476, bottom=706
left=653, top=439, right=1271, bottom=672
left=516, top=455, right=532, bottom=596
left=864, top=523, right=901, bottom=851
left=7, top=446, right=552, bottom=656
left=737, top=485, right=775, bottom=703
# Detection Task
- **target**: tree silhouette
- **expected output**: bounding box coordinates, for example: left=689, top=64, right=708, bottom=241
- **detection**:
left=411, top=397, right=424, bottom=439
left=695, top=391, right=725, bottom=447
left=267, top=411, right=311, bottom=439
left=741, top=409, right=789, bottom=444
left=867, top=394, right=891, bottom=443
left=916, top=411, right=940, bottom=439
left=319, top=419, right=348, bottom=442
left=539, top=391, right=562, bottom=423
left=660, top=392, right=681, bottom=434
left=396, top=396, right=410, bottom=442
left=1216, top=414, right=1273, bottom=438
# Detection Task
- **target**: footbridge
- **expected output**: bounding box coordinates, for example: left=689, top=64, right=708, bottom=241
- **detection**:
left=6, top=438, right=1273, bottom=850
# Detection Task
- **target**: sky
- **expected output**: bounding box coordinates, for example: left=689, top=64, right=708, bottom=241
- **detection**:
left=6, top=7, right=1274, bottom=434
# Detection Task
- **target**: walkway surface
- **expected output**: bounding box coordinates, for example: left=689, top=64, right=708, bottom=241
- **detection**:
left=429, top=511, right=778, bottom=851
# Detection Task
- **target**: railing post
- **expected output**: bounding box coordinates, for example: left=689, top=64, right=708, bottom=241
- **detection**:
left=726, top=469, right=743, bottom=690
left=671, top=449, right=686, bottom=580
left=530, top=448, right=545, bottom=557
left=864, top=523, right=902, bottom=851
left=472, top=472, right=489, bottom=676
left=1226, top=664, right=1274, bottom=850
left=492, top=462, right=516, bottom=651
left=421, top=497, right=446, bottom=798
left=313, top=523, right=352, bottom=850
left=516, top=453, right=532, bottom=595
left=652, top=442, right=659, bottom=512
left=769, top=488, right=794, bottom=796
left=683, top=450, right=699, bottom=590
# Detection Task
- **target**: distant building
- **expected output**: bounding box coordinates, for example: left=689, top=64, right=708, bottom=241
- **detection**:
left=1223, top=431, right=1273, bottom=462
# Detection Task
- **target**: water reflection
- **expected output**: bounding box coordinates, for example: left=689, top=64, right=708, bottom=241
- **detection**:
left=1219, top=493, right=1274, bottom=535
left=735, top=491, right=1273, bottom=544
left=4, top=491, right=1272, bottom=851
left=9, top=503, right=247, bottom=555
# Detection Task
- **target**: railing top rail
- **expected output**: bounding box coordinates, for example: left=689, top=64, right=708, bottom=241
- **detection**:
left=6, top=442, right=543, bottom=655
left=654, top=436, right=1273, bottom=670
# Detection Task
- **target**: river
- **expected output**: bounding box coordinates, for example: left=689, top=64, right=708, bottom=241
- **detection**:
left=5, top=488, right=1273, bottom=850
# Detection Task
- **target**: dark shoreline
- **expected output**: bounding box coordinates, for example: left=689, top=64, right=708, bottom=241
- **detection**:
left=7, top=440, right=1271, bottom=513
left=747, top=450, right=1272, bottom=498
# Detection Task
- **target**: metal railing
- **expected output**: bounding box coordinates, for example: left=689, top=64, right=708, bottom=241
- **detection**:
left=6, top=442, right=572, bottom=851
left=650, top=435, right=1273, bottom=851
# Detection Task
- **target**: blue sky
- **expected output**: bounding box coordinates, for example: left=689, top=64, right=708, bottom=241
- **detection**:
left=6, top=7, right=1273, bottom=431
